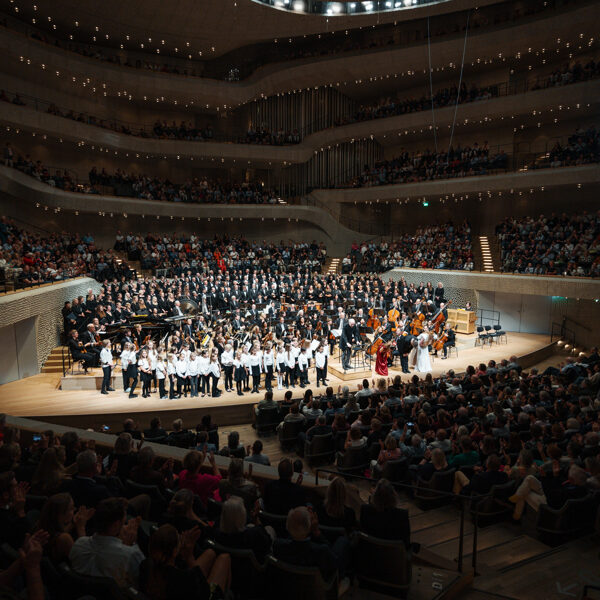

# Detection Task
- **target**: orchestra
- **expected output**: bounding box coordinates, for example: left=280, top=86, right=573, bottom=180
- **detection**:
left=64, top=271, right=460, bottom=397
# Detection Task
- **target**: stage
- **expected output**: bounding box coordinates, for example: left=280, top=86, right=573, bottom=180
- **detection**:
left=0, top=332, right=554, bottom=431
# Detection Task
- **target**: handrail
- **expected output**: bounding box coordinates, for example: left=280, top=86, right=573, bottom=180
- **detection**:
left=314, top=466, right=494, bottom=574
left=2, top=68, right=599, bottom=145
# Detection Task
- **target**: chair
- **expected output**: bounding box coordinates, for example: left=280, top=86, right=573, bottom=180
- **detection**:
left=346, top=410, right=360, bottom=424
left=167, top=432, right=196, bottom=449
left=414, top=468, right=456, bottom=508
left=380, top=458, right=409, bottom=483
left=209, top=540, right=266, bottom=599
left=336, top=446, right=370, bottom=476
left=255, top=407, right=281, bottom=436
left=475, top=326, right=490, bottom=347
left=470, top=480, right=517, bottom=525
left=264, top=555, right=338, bottom=600
left=125, top=479, right=167, bottom=519
left=278, top=420, right=304, bottom=450
left=304, top=433, right=336, bottom=467
left=58, top=563, right=129, bottom=600
left=318, top=525, right=346, bottom=542
left=354, top=532, right=412, bottom=597
left=493, top=324, right=507, bottom=344
left=536, top=494, right=599, bottom=545
left=446, top=344, right=458, bottom=359
left=258, top=510, right=288, bottom=537
left=484, top=325, right=494, bottom=343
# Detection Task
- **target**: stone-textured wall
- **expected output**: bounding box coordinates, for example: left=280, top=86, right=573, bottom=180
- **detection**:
left=0, top=277, right=101, bottom=371
left=385, top=269, right=477, bottom=311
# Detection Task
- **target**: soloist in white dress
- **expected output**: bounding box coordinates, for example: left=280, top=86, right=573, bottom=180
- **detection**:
left=416, top=332, right=432, bottom=373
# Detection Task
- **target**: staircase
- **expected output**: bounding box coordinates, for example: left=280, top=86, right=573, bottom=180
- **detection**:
left=323, top=257, right=341, bottom=275
left=477, top=236, right=495, bottom=272
left=41, top=345, right=69, bottom=374
left=115, top=252, right=145, bottom=280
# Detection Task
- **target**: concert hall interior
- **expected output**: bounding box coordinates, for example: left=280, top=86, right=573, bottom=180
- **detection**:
left=0, top=0, right=600, bottom=598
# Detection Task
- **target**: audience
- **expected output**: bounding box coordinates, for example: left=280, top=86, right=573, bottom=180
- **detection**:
left=497, top=211, right=600, bottom=277
left=345, top=222, right=473, bottom=272
left=345, top=142, right=509, bottom=189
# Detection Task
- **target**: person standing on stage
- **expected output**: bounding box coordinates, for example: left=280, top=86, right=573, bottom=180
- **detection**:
left=99, top=340, right=115, bottom=395
left=187, top=351, right=200, bottom=398
left=249, top=347, right=262, bottom=394
left=138, top=348, right=152, bottom=398
left=234, top=349, right=245, bottom=396
left=208, top=348, right=222, bottom=397
left=416, top=327, right=433, bottom=373
left=275, top=343, right=286, bottom=390
left=156, top=351, right=168, bottom=399
left=263, top=341, right=274, bottom=392
left=375, top=341, right=391, bottom=377
left=315, top=343, right=327, bottom=388
left=167, top=353, right=177, bottom=400
left=199, top=349, right=210, bottom=398
left=221, top=343, right=234, bottom=393
left=340, top=318, right=359, bottom=371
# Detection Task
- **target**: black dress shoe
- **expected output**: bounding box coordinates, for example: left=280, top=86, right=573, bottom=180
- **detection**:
left=107, top=387, right=116, bottom=392
left=101, top=390, right=109, bottom=395
left=129, top=394, right=138, bottom=398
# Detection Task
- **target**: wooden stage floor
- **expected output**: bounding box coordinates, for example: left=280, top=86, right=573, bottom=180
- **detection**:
left=0, top=332, right=552, bottom=430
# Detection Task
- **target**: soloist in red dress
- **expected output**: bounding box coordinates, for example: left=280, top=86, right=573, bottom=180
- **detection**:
left=375, top=344, right=389, bottom=376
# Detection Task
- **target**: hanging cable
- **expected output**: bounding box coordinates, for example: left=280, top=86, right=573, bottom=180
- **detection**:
left=427, top=16, right=438, bottom=154
left=447, top=11, right=470, bottom=159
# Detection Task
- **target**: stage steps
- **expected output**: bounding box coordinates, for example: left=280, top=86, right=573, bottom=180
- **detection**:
left=478, top=236, right=495, bottom=272
left=41, top=346, right=69, bottom=374
left=323, top=257, right=340, bottom=275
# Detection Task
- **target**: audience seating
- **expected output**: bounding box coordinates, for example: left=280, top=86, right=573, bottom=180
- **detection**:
left=470, top=480, right=517, bottom=525
left=255, top=407, right=281, bottom=436
left=336, top=446, right=370, bottom=476
left=414, top=469, right=456, bottom=508
left=264, top=555, right=338, bottom=600
left=354, top=532, right=412, bottom=597
left=278, top=420, right=304, bottom=450
left=304, top=433, right=336, bottom=467
left=536, top=494, right=600, bottom=545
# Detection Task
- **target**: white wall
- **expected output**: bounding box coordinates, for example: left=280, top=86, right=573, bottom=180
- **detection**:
left=0, top=316, right=38, bottom=384
left=476, top=291, right=553, bottom=334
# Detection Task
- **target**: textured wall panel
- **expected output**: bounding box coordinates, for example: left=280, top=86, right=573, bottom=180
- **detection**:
left=0, top=278, right=101, bottom=372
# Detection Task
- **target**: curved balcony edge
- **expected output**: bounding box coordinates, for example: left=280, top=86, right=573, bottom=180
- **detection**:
left=310, top=163, right=600, bottom=203
left=1, top=2, right=596, bottom=107
left=0, top=165, right=376, bottom=253
left=2, top=79, right=598, bottom=165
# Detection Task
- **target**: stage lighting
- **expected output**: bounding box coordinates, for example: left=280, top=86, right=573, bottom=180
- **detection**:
left=292, top=0, right=305, bottom=9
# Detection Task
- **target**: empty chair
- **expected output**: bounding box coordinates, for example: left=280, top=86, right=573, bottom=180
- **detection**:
left=484, top=325, right=494, bottom=343
left=536, top=494, right=599, bottom=545
left=470, top=480, right=517, bottom=524
left=493, top=324, right=507, bottom=343
left=414, top=468, right=456, bottom=508
left=255, top=407, right=281, bottom=436
left=475, top=326, right=490, bottom=347
left=125, top=479, right=167, bottom=519
left=264, top=555, right=338, bottom=600
left=380, top=458, right=409, bottom=483
left=336, top=446, right=370, bottom=476
left=304, top=433, right=336, bottom=467
left=210, top=540, right=266, bottom=599
left=354, top=532, right=412, bottom=597
left=278, top=420, right=304, bottom=451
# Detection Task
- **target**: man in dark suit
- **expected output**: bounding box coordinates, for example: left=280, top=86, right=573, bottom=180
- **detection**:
left=63, top=450, right=112, bottom=507
left=340, top=318, right=359, bottom=371
left=395, top=332, right=414, bottom=374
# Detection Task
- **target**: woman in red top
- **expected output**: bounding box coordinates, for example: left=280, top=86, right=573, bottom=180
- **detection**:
left=375, top=341, right=391, bottom=377
left=178, top=450, right=221, bottom=508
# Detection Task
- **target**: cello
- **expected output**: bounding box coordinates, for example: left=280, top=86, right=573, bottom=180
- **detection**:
left=409, top=312, right=426, bottom=336
left=366, top=307, right=381, bottom=331
left=388, top=306, right=400, bottom=332
left=432, top=300, right=452, bottom=334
